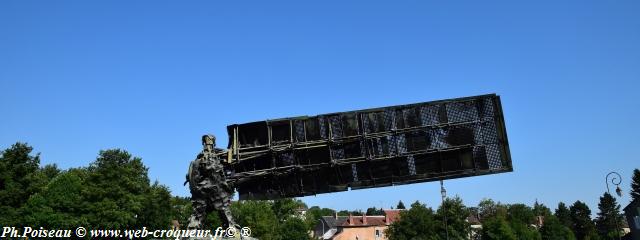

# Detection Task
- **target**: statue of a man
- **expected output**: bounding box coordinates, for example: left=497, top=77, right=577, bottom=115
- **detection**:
left=185, top=134, right=236, bottom=230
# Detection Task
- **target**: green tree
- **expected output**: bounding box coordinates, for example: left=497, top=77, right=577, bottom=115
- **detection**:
left=366, top=207, right=384, bottom=215
left=533, top=200, right=552, bottom=217
left=337, top=210, right=350, bottom=216
left=0, top=143, right=43, bottom=226
left=477, top=198, right=507, bottom=222
left=270, top=198, right=310, bottom=239
left=137, top=182, right=173, bottom=229
left=507, top=204, right=541, bottom=240
left=304, top=206, right=335, bottom=230
left=570, top=201, right=599, bottom=240
left=540, top=215, right=576, bottom=240
left=337, top=209, right=363, bottom=216
left=397, top=200, right=406, bottom=209
left=232, top=200, right=279, bottom=240
left=279, top=217, right=311, bottom=240
left=386, top=201, right=439, bottom=240
left=631, top=169, right=640, bottom=202
left=204, top=209, right=223, bottom=230
left=170, top=196, right=192, bottom=228
left=272, top=198, right=301, bottom=222
left=21, top=168, right=89, bottom=228
left=595, top=192, right=623, bottom=240
left=510, top=221, right=541, bottom=240
left=83, top=149, right=169, bottom=229
left=2, top=144, right=176, bottom=230
left=482, top=217, right=517, bottom=240
left=436, top=196, right=471, bottom=240
left=555, top=202, right=573, bottom=229
left=507, top=204, right=535, bottom=224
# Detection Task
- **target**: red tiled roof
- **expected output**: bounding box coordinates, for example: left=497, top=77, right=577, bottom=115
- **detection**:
left=337, top=210, right=404, bottom=227
left=340, top=216, right=387, bottom=227
left=383, top=209, right=402, bottom=223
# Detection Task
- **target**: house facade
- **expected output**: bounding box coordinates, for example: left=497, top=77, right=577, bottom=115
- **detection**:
left=314, top=210, right=402, bottom=240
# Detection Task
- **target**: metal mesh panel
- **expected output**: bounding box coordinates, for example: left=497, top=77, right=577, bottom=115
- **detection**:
left=319, top=117, right=328, bottom=139
left=352, top=164, right=359, bottom=182
left=295, top=121, right=305, bottom=142
left=407, top=155, right=417, bottom=175
left=472, top=146, right=487, bottom=169
left=331, top=146, right=345, bottom=160
left=420, top=105, right=440, bottom=126
left=396, top=134, right=407, bottom=154
left=486, top=144, right=503, bottom=170
left=277, top=152, right=294, bottom=166
left=446, top=101, right=479, bottom=123
left=368, top=137, right=390, bottom=157
left=329, top=115, right=343, bottom=139
left=363, top=112, right=386, bottom=134
left=482, top=121, right=499, bottom=144
left=363, top=114, right=371, bottom=133
left=384, top=109, right=396, bottom=130
left=481, top=98, right=495, bottom=121
left=473, top=123, right=484, bottom=145
left=375, top=138, right=385, bottom=156
left=430, top=129, right=449, bottom=149
left=388, top=135, right=398, bottom=155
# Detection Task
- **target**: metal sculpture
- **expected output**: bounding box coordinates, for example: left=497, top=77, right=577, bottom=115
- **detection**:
left=186, top=94, right=513, bottom=229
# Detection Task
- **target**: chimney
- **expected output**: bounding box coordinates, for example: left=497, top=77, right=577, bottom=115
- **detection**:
left=348, top=214, right=354, bottom=225
left=362, top=212, right=367, bottom=225
left=383, top=210, right=389, bottom=225
left=334, top=211, right=338, bottom=220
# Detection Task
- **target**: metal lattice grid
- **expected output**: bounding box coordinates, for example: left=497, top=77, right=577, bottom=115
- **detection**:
left=331, top=146, right=345, bottom=160
left=486, top=144, right=503, bottom=170
left=407, top=155, right=417, bottom=175
left=420, top=105, right=440, bottom=126
left=446, top=101, right=479, bottom=123
left=384, top=109, right=396, bottom=131
left=396, top=134, right=407, bottom=154
left=329, top=115, right=343, bottom=139
left=352, top=164, right=359, bottom=182
left=279, top=152, right=294, bottom=166
left=482, top=121, right=499, bottom=145
left=319, top=117, right=328, bottom=139
left=295, top=121, right=305, bottom=142
left=430, top=128, right=449, bottom=150
left=481, top=98, right=495, bottom=121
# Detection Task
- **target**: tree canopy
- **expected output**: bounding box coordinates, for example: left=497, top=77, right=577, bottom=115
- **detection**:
left=540, top=215, right=576, bottom=240
left=631, top=168, right=640, bottom=203
left=2, top=142, right=634, bottom=240
left=436, top=196, right=471, bottom=240
left=570, top=201, right=599, bottom=240
left=555, top=202, right=573, bottom=229
left=386, top=201, right=439, bottom=240
left=0, top=143, right=63, bottom=227
left=595, top=192, right=623, bottom=240
left=397, top=200, right=406, bottom=209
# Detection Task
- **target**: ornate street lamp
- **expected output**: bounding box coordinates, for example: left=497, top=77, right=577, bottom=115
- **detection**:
left=440, top=180, right=449, bottom=240
left=605, top=171, right=622, bottom=240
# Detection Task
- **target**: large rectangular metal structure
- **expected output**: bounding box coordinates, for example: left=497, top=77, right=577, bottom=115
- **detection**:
left=224, top=94, right=512, bottom=200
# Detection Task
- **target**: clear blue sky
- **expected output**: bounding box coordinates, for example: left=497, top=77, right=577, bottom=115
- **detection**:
left=1, top=1, right=638, bottom=214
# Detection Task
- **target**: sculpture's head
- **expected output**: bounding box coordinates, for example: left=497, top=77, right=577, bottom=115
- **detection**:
left=202, top=134, right=216, bottom=149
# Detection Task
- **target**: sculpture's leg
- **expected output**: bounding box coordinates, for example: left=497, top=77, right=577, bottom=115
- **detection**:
left=187, top=197, right=207, bottom=229
left=219, top=206, right=237, bottom=228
